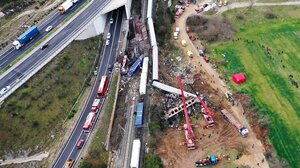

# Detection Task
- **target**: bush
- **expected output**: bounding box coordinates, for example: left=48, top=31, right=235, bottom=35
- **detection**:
left=265, top=11, right=277, bottom=19
left=32, top=121, right=40, bottom=128
left=144, top=154, right=163, bottom=168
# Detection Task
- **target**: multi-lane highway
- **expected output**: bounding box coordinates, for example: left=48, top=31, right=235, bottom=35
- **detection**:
left=0, top=0, right=112, bottom=101
left=53, top=7, right=124, bottom=168
left=0, top=0, right=87, bottom=71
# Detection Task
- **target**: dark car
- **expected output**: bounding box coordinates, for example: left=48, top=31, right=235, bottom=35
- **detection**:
left=108, top=64, right=113, bottom=72
left=41, top=44, right=49, bottom=50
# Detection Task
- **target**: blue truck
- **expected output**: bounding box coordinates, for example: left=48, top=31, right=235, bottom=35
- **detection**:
left=127, top=54, right=144, bottom=77
left=135, top=103, right=144, bottom=128
left=12, top=25, right=39, bottom=50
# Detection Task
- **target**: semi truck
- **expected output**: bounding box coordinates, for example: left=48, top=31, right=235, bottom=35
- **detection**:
left=130, top=139, right=141, bottom=168
left=58, top=0, right=79, bottom=14
left=12, top=25, right=39, bottom=50
left=221, top=109, right=249, bottom=137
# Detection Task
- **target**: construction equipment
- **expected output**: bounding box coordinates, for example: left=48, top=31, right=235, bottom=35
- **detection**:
left=188, top=84, right=215, bottom=127
left=178, top=75, right=196, bottom=150
left=221, top=109, right=249, bottom=137
left=195, top=155, right=220, bottom=167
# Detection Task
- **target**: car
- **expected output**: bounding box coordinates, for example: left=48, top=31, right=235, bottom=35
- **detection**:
left=107, top=32, right=111, bottom=39
left=106, top=39, right=110, bottom=45
left=76, top=139, right=85, bottom=149
left=45, top=26, right=53, bottom=32
left=64, top=159, right=74, bottom=168
left=0, top=86, right=11, bottom=96
left=108, top=64, right=113, bottom=72
left=109, top=18, right=113, bottom=24
left=41, top=44, right=49, bottom=50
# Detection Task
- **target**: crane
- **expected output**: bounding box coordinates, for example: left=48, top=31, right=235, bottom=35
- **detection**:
left=178, top=75, right=196, bottom=150
left=188, top=84, right=215, bottom=127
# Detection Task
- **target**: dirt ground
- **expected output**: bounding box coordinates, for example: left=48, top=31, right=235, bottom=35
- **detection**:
left=155, top=2, right=270, bottom=168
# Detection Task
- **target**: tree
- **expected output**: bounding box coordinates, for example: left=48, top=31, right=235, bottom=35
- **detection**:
left=144, top=154, right=163, bottom=168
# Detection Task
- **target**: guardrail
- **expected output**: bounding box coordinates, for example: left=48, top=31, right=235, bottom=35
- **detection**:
left=0, top=0, right=110, bottom=103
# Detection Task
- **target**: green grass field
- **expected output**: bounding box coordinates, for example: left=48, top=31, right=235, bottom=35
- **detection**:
left=210, top=6, right=300, bottom=167
left=0, top=36, right=99, bottom=159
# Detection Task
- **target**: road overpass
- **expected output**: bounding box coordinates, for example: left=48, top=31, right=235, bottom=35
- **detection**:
left=0, top=0, right=131, bottom=103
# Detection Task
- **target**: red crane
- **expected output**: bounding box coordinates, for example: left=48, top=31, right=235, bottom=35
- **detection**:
left=178, top=75, right=196, bottom=150
left=189, top=84, right=215, bottom=127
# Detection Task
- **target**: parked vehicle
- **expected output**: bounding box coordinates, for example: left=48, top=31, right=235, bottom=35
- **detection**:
left=12, top=25, right=39, bottom=50
left=91, top=99, right=101, bottom=112
left=110, top=18, right=113, bottom=24
left=106, top=39, right=110, bottom=45
left=130, top=139, right=141, bottom=168
left=97, top=75, right=109, bottom=98
left=83, top=112, right=96, bottom=132
left=107, top=32, right=111, bottom=39
left=195, top=155, right=220, bottom=167
left=58, top=0, right=79, bottom=14
left=221, top=109, right=249, bottom=137
left=203, top=55, right=209, bottom=63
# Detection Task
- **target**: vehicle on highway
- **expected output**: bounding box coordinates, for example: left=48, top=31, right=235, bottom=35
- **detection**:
left=106, top=39, right=110, bottom=45
left=40, top=44, right=49, bottom=50
left=0, top=86, right=11, bottom=96
left=45, top=26, right=53, bottom=32
left=59, top=0, right=79, bottom=14
left=91, top=99, right=101, bottom=112
left=97, top=75, right=109, bottom=98
left=107, top=32, right=111, bottom=39
left=108, top=64, right=113, bottom=72
left=64, top=158, right=74, bottom=168
left=109, top=18, right=113, bottom=24
left=12, top=25, right=39, bottom=50
left=76, top=139, right=85, bottom=149
left=83, top=112, right=96, bottom=132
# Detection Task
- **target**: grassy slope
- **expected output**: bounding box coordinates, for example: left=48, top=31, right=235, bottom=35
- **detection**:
left=210, top=6, right=300, bottom=167
left=0, top=36, right=99, bottom=158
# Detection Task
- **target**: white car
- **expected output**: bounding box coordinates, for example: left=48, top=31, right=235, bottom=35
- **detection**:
left=109, top=18, right=113, bottom=24
left=106, top=39, right=110, bottom=45
left=0, top=86, right=11, bottom=96
left=107, top=32, right=111, bottom=39
left=45, top=26, right=53, bottom=32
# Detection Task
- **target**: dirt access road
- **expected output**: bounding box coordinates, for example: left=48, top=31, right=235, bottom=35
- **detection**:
left=169, top=0, right=300, bottom=167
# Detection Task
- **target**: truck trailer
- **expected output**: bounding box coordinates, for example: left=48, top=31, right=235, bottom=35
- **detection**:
left=58, top=0, right=79, bottom=14
left=221, top=109, right=249, bottom=137
left=130, top=139, right=141, bottom=168
left=12, top=25, right=39, bottom=50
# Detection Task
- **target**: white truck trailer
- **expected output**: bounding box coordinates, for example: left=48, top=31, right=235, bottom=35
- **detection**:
left=221, top=109, right=249, bottom=137
left=130, top=139, right=141, bottom=168
left=58, top=0, right=79, bottom=14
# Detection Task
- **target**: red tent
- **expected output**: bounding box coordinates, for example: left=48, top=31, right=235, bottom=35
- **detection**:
left=232, top=73, right=246, bottom=84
